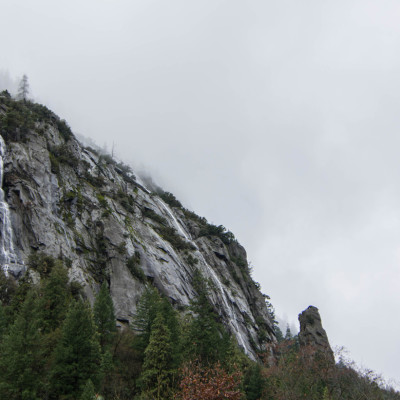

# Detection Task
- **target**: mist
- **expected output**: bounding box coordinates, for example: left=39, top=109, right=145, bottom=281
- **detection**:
left=1, top=0, right=400, bottom=386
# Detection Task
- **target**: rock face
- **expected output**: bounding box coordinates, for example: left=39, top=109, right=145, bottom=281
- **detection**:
left=298, top=305, right=334, bottom=361
left=0, top=96, right=275, bottom=359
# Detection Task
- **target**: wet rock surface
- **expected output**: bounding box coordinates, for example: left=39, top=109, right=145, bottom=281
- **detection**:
left=0, top=102, right=276, bottom=359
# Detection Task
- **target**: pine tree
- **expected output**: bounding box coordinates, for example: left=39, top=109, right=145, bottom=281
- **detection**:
left=37, top=263, right=70, bottom=333
left=50, top=300, right=101, bottom=399
left=94, top=282, right=116, bottom=352
left=79, top=379, right=96, bottom=400
left=132, top=286, right=161, bottom=353
left=141, top=312, right=173, bottom=399
left=17, top=74, right=29, bottom=102
left=285, top=324, right=293, bottom=340
left=158, top=295, right=181, bottom=368
left=274, top=323, right=284, bottom=343
left=0, top=301, right=7, bottom=339
left=244, top=363, right=265, bottom=400
left=0, top=291, right=44, bottom=400
left=184, top=269, right=230, bottom=364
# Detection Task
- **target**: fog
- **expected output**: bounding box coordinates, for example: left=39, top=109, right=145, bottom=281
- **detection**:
left=1, top=0, right=400, bottom=386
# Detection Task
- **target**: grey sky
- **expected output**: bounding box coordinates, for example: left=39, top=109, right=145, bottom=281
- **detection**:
left=1, top=0, right=400, bottom=386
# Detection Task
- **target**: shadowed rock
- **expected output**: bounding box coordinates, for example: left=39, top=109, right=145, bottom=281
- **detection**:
left=298, top=305, right=334, bottom=362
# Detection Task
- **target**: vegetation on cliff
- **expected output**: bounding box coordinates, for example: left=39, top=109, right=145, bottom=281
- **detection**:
left=1, top=259, right=399, bottom=400
left=0, top=93, right=399, bottom=399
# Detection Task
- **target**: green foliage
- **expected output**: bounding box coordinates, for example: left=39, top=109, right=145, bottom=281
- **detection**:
left=184, top=253, right=199, bottom=267
left=199, top=223, right=236, bottom=245
left=243, top=363, right=265, bottom=400
left=56, top=119, right=73, bottom=141
left=127, top=253, right=146, bottom=282
left=28, top=252, right=62, bottom=277
left=50, top=300, right=101, bottom=399
left=49, top=152, right=60, bottom=174
left=99, top=153, right=116, bottom=166
left=84, top=171, right=105, bottom=187
left=114, top=189, right=135, bottom=212
left=115, top=161, right=136, bottom=184
left=36, top=264, right=70, bottom=333
left=132, top=286, right=163, bottom=353
left=117, top=241, right=127, bottom=255
left=140, top=312, right=174, bottom=399
left=183, top=269, right=231, bottom=365
left=94, top=283, right=116, bottom=352
left=0, top=291, right=44, bottom=400
left=0, top=302, right=7, bottom=339
left=0, top=268, right=17, bottom=306
left=142, top=207, right=168, bottom=225
left=274, top=324, right=284, bottom=343
left=79, top=379, right=96, bottom=400
left=158, top=191, right=183, bottom=208
left=0, top=95, right=75, bottom=143
left=96, top=193, right=112, bottom=217
left=155, top=225, right=195, bottom=251
left=48, top=144, right=79, bottom=170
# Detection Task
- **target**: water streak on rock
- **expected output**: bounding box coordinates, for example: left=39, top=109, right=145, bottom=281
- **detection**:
left=0, top=136, right=19, bottom=276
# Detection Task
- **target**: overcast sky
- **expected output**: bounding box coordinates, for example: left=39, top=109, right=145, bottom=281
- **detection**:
left=1, top=0, right=400, bottom=387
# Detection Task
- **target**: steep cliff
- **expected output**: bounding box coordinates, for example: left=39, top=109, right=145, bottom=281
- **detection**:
left=0, top=93, right=275, bottom=358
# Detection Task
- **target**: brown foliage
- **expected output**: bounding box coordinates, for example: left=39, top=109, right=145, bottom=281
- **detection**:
left=261, top=342, right=400, bottom=400
left=175, top=361, right=243, bottom=400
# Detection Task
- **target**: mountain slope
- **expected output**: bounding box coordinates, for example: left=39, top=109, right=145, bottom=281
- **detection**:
left=0, top=92, right=275, bottom=358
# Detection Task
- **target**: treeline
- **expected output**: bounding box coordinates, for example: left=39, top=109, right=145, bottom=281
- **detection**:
left=0, top=257, right=254, bottom=399
left=1, top=255, right=399, bottom=400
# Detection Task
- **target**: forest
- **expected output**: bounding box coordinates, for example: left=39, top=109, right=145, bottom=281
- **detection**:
left=0, top=253, right=399, bottom=400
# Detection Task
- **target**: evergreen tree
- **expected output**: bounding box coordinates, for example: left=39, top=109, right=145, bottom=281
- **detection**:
left=158, top=295, right=181, bottom=368
left=17, top=74, right=29, bottom=102
left=0, top=301, right=7, bottom=339
left=0, top=291, right=44, bottom=400
left=79, top=379, right=96, bottom=400
left=243, top=363, right=265, bottom=400
left=274, top=323, right=284, bottom=343
left=50, top=300, right=101, bottom=399
left=184, top=269, right=230, bottom=364
left=37, top=263, right=70, bottom=333
left=285, top=324, right=293, bottom=340
left=132, top=286, right=161, bottom=353
left=141, top=312, right=173, bottom=399
left=94, top=282, right=116, bottom=352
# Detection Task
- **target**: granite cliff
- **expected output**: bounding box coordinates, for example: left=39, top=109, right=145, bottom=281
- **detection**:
left=0, top=92, right=275, bottom=359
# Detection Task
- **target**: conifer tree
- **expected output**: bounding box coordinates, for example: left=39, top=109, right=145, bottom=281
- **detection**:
left=0, top=301, right=7, bottom=339
left=94, top=282, right=116, bottom=352
left=50, top=300, right=101, bottom=399
left=132, top=286, right=161, bottom=353
left=158, top=295, right=181, bottom=368
left=141, top=312, right=173, bottom=399
left=17, top=74, right=29, bottom=102
left=243, top=363, right=265, bottom=400
left=79, top=379, right=96, bottom=400
left=274, top=323, right=284, bottom=343
left=184, top=269, right=230, bottom=364
left=0, top=291, right=44, bottom=400
left=37, top=263, right=70, bottom=333
left=285, top=324, right=293, bottom=340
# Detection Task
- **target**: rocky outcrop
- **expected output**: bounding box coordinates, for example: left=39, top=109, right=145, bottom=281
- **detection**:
left=298, top=305, right=334, bottom=362
left=0, top=96, right=275, bottom=359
